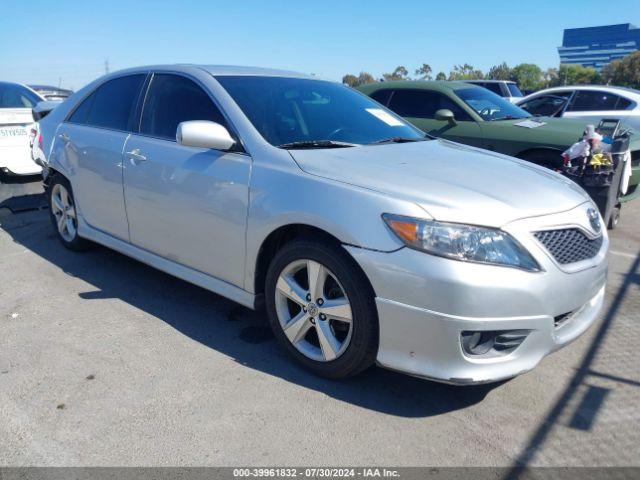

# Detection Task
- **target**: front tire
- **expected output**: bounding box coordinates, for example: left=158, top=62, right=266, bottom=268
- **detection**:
left=47, top=174, right=90, bottom=251
left=265, top=239, right=378, bottom=379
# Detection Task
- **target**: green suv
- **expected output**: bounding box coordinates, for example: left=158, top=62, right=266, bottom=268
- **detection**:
left=358, top=81, right=639, bottom=202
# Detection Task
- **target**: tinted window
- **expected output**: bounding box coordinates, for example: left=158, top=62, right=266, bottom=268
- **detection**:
left=370, top=89, right=393, bottom=106
left=568, top=90, right=623, bottom=112
left=85, top=75, right=145, bottom=130
left=616, top=97, right=632, bottom=110
left=68, top=92, right=95, bottom=124
left=0, top=83, right=41, bottom=108
left=519, top=95, right=568, bottom=117
left=216, top=76, right=423, bottom=146
left=507, top=84, right=523, bottom=97
left=388, top=90, right=472, bottom=120
left=476, top=82, right=502, bottom=95
left=141, top=74, right=227, bottom=140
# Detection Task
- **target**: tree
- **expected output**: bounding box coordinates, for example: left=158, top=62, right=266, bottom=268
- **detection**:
left=383, top=66, right=409, bottom=81
left=435, top=71, right=447, bottom=81
left=487, top=62, right=511, bottom=80
left=601, top=51, right=640, bottom=88
left=555, top=64, right=600, bottom=86
left=415, top=63, right=432, bottom=80
left=510, top=63, right=543, bottom=92
left=448, top=64, right=484, bottom=80
left=357, top=72, right=376, bottom=86
left=341, top=71, right=376, bottom=87
left=342, top=74, right=358, bottom=87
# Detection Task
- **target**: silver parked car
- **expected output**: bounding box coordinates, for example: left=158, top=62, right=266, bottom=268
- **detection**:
left=36, top=65, right=607, bottom=384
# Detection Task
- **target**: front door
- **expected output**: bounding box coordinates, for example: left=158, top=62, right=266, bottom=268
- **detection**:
left=123, top=73, right=251, bottom=287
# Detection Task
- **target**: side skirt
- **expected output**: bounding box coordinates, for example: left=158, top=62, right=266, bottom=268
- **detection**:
left=77, top=215, right=256, bottom=309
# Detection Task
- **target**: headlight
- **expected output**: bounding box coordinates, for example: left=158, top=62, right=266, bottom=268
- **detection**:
left=382, top=214, right=540, bottom=271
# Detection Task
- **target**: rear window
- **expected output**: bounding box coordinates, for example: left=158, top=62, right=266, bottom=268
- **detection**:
left=0, top=84, right=41, bottom=109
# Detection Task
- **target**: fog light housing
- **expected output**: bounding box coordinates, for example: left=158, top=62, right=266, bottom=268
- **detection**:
left=461, top=330, right=530, bottom=357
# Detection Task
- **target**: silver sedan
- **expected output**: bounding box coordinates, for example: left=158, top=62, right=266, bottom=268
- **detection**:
left=36, top=65, right=607, bottom=384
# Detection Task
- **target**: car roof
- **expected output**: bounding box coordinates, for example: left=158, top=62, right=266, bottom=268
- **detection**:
left=525, top=85, right=640, bottom=100
left=358, top=80, right=481, bottom=94
left=465, top=79, right=516, bottom=84
left=105, top=64, right=315, bottom=79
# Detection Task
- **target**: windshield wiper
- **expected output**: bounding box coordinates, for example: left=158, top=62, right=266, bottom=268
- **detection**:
left=278, top=140, right=358, bottom=149
left=368, top=136, right=428, bottom=145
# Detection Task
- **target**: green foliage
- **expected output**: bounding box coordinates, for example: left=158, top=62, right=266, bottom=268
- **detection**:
left=600, top=51, right=640, bottom=88
left=487, top=62, right=511, bottom=80
left=415, top=63, right=432, bottom=80
left=553, top=64, right=600, bottom=86
left=510, top=63, right=543, bottom=91
left=435, top=71, right=447, bottom=81
left=341, top=72, right=376, bottom=87
left=383, top=66, right=410, bottom=81
left=448, top=64, right=484, bottom=80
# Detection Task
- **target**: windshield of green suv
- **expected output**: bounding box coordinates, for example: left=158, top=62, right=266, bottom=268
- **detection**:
left=216, top=76, right=426, bottom=147
left=456, top=87, right=530, bottom=121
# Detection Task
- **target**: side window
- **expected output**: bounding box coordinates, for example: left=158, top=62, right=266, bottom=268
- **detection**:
left=84, top=75, right=146, bottom=130
left=568, top=91, right=621, bottom=112
left=482, top=83, right=503, bottom=96
left=68, top=92, right=95, bottom=124
left=519, top=95, right=568, bottom=117
left=370, top=89, right=393, bottom=106
left=388, top=90, right=472, bottom=121
left=140, top=74, right=227, bottom=141
left=615, top=97, right=632, bottom=110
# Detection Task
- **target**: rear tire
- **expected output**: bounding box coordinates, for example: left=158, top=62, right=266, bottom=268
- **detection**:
left=265, top=239, right=378, bottom=379
left=46, top=174, right=90, bottom=251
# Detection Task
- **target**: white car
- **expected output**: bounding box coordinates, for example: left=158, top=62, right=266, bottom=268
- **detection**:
left=517, top=85, right=640, bottom=131
left=0, top=81, right=44, bottom=177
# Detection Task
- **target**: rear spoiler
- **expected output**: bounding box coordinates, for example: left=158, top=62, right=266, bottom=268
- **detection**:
left=32, top=100, right=60, bottom=121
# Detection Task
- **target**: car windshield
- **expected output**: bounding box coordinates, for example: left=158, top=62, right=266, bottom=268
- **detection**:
left=0, top=83, right=42, bottom=109
left=215, top=76, right=425, bottom=147
left=507, top=83, right=523, bottom=97
left=456, top=87, right=530, bottom=121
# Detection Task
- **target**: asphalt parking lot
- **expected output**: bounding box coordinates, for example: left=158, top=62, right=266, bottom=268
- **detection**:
left=0, top=177, right=638, bottom=467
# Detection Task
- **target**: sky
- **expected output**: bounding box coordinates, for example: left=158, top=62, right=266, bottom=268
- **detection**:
left=1, top=0, right=638, bottom=90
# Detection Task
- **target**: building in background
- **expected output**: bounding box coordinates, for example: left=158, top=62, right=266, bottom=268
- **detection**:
left=558, top=23, right=640, bottom=71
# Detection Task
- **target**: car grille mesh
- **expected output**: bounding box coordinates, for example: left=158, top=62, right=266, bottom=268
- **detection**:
left=534, top=228, right=603, bottom=265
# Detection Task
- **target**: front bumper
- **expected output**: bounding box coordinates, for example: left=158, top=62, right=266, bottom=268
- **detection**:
left=346, top=203, right=608, bottom=385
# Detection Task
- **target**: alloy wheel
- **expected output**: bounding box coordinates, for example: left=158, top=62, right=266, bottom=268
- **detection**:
left=50, top=183, right=77, bottom=242
left=274, top=259, right=353, bottom=362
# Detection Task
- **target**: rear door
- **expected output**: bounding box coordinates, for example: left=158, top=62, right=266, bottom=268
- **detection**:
left=53, top=74, right=146, bottom=240
left=383, top=89, right=483, bottom=147
left=122, top=73, right=250, bottom=286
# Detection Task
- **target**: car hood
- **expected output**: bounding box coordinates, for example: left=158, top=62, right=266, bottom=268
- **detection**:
left=289, top=139, right=590, bottom=227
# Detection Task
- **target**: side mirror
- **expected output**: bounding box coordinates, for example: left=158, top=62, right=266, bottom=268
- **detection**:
left=176, top=121, right=236, bottom=150
left=435, top=109, right=457, bottom=126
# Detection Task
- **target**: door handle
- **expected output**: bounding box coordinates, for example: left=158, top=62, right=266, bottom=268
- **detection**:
left=125, top=149, right=148, bottom=164
left=58, top=133, right=70, bottom=142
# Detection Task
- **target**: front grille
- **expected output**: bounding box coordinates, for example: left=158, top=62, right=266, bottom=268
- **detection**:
left=535, top=228, right=603, bottom=265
